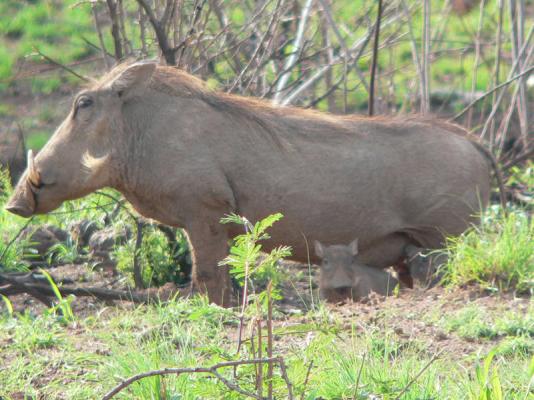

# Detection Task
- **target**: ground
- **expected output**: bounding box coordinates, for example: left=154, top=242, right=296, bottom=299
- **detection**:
left=0, top=260, right=532, bottom=399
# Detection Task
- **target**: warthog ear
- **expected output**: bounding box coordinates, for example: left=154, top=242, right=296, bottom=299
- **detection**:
left=349, top=239, right=359, bottom=256
left=314, top=240, right=324, bottom=259
left=109, top=62, right=157, bottom=99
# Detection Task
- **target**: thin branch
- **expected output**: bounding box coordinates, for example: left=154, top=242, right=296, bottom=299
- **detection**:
left=512, top=0, right=529, bottom=149
left=450, top=65, right=534, bottom=121
left=267, top=281, right=274, bottom=399
left=273, top=0, right=315, bottom=104
left=400, top=0, right=423, bottom=111
left=466, top=0, right=486, bottom=129
left=0, top=273, right=54, bottom=307
left=0, top=217, right=34, bottom=264
left=117, top=0, right=132, bottom=56
left=280, top=11, right=402, bottom=106
left=299, top=361, right=314, bottom=400
left=502, top=147, right=534, bottom=171
left=479, top=27, right=534, bottom=140
left=227, top=0, right=284, bottom=93
left=278, top=357, right=294, bottom=399
left=368, top=0, right=384, bottom=116
left=133, top=220, right=145, bottom=289
left=177, top=0, right=208, bottom=67
left=102, top=357, right=285, bottom=400
left=256, top=317, right=263, bottom=399
left=394, top=350, right=443, bottom=400
left=91, top=1, right=111, bottom=69
left=317, top=0, right=369, bottom=93
left=138, top=3, right=148, bottom=56
left=32, top=47, right=91, bottom=82
left=489, top=0, right=505, bottom=150
left=420, top=0, right=431, bottom=114
left=136, top=0, right=178, bottom=65
left=105, top=0, right=124, bottom=60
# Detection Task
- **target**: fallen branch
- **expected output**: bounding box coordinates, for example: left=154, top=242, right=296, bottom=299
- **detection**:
left=0, top=272, right=54, bottom=307
left=0, top=272, right=169, bottom=304
left=102, top=357, right=292, bottom=400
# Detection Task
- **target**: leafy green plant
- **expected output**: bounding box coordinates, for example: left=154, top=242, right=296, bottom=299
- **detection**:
left=0, top=169, right=32, bottom=272
left=115, top=223, right=191, bottom=287
left=506, top=161, right=533, bottom=189
left=46, top=240, right=79, bottom=265
left=469, top=351, right=504, bottom=400
left=219, top=213, right=291, bottom=294
left=443, top=207, right=533, bottom=294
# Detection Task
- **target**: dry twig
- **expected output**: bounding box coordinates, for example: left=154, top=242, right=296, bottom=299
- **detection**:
left=368, top=0, right=384, bottom=116
left=102, top=357, right=291, bottom=400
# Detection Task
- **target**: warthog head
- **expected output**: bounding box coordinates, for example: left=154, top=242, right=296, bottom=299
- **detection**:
left=6, top=62, right=156, bottom=217
left=404, top=245, right=446, bottom=287
left=314, top=239, right=360, bottom=302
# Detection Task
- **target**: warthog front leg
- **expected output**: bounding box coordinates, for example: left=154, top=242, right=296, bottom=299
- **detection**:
left=186, top=221, right=232, bottom=307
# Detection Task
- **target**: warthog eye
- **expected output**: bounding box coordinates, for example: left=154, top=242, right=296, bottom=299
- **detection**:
left=77, top=96, right=93, bottom=109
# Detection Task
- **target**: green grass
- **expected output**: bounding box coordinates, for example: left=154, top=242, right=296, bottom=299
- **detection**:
left=0, top=296, right=532, bottom=399
left=441, top=305, right=534, bottom=343
left=25, top=131, right=50, bottom=151
left=0, top=0, right=96, bottom=92
left=443, top=207, right=533, bottom=294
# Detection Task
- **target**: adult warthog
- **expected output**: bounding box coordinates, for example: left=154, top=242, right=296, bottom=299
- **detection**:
left=7, top=62, right=492, bottom=305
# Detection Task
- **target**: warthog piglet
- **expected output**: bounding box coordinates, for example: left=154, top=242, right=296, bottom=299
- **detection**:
left=314, top=239, right=399, bottom=302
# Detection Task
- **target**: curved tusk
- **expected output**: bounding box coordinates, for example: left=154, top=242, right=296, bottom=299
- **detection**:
left=27, top=149, right=41, bottom=187
left=27, top=149, right=35, bottom=172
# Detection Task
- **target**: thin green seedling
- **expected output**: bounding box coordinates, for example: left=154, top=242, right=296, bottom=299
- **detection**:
left=40, top=268, right=75, bottom=323
left=1, top=294, right=13, bottom=316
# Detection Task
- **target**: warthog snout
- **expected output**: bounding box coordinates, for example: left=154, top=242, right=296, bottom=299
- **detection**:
left=6, top=173, right=36, bottom=218
left=5, top=182, right=35, bottom=217
left=5, top=150, right=50, bottom=217
left=326, top=268, right=353, bottom=289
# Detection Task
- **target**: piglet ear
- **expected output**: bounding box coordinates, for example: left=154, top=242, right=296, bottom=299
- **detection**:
left=349, top=239, right=359, bottom=256
left=314, top=240, right=324, bottom=259
left=108, top=62, right=157, bottom=99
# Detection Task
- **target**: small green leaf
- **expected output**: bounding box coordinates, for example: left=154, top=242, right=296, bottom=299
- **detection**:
left=1, top=294, right=13, bottom=316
